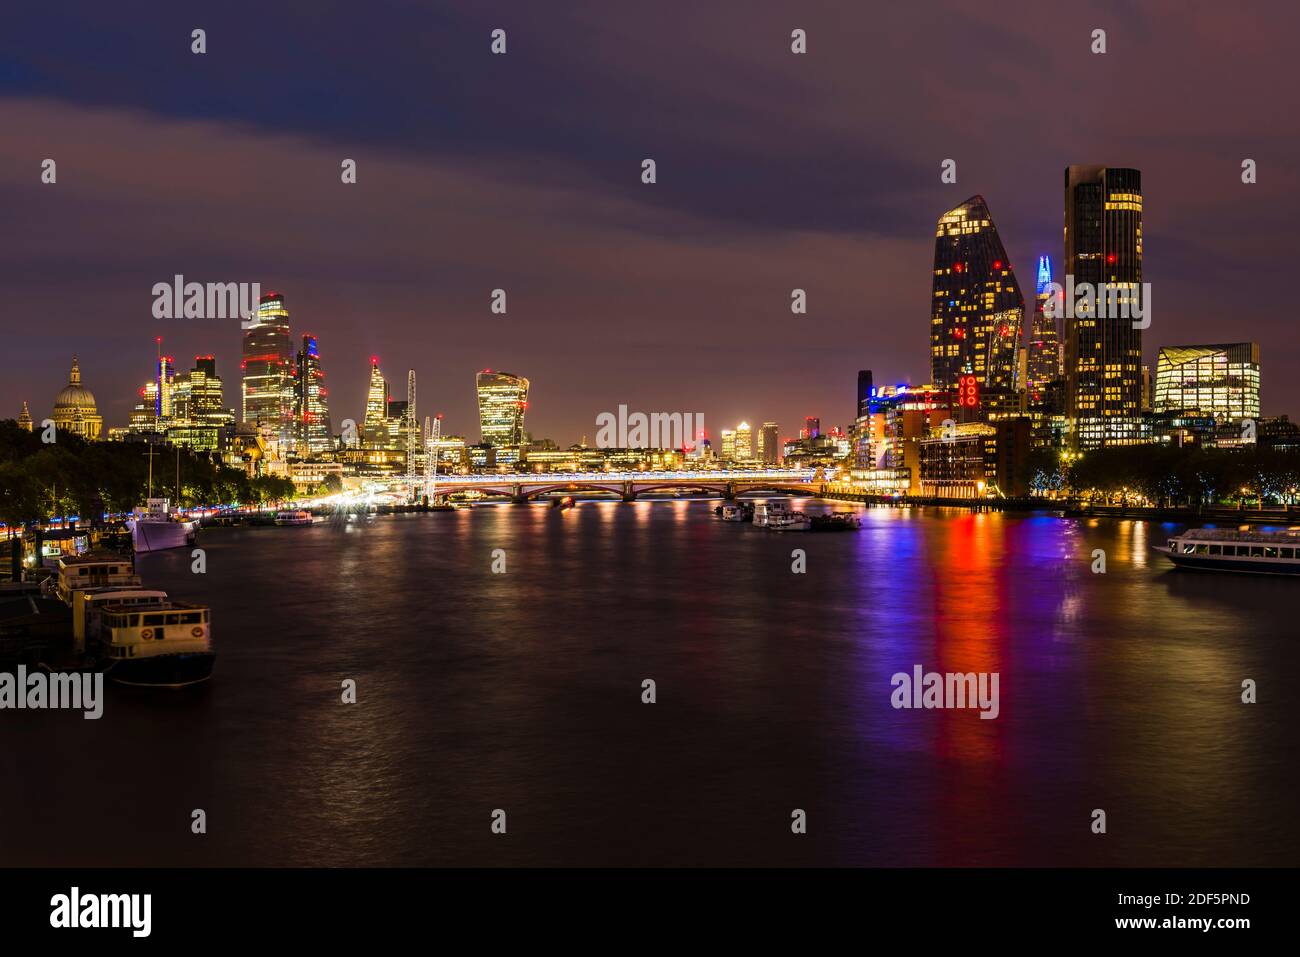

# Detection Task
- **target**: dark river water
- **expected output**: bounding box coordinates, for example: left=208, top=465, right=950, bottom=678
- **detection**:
left=3, top=499, right=1296, bottom=866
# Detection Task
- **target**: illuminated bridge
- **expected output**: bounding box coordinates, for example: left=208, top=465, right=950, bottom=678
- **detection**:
left=387, top=469, right=821, bottom=503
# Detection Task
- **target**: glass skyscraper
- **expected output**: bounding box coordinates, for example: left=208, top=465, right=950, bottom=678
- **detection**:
left=364, top=357, right=388, bottom=427
left=475, top=370, right=529, bottom=447
left=241, top=291, right=295, bottom=448
left=930, top=195, right=1025, bottom=394
left=1025, top=255, right=1062, bottom=396
left=1154, top=343, right=1260, bottom=421
left=1063, top=166, right=1144, bottom=449
left=294, top=335, right=332, bottom=455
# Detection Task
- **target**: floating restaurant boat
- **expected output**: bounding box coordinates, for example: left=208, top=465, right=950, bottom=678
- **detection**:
left=1152, top=528, right=1300, bottom=575
left=273, top=509, right=314, bottom=526
left=127, top=498, right=197, bottom=552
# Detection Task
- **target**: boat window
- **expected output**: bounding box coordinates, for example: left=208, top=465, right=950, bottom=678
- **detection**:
left=1194, top=544, right=1209, bottom=555
left=1250, top=547, right=1265, bottom=558
left=203, top=610, right=211, bottom=623
left=1264, top=547, right=1279, bottom=559
left=1182, top=543, right=1195, bottom=554
left=144, top=613, right=165, bottom=625
left=1283, top=548, right=1295, bottom=559
left=1208, top=545, right=1221, bottom=555
left=166, top=613, right=181, bottom=625
left=1168, top=540, right=1177, bottom=549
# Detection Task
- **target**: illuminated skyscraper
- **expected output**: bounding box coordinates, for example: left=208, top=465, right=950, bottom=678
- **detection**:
left=1154, top=343, right=1259, bottom=422
left=1025, top=255, right=1062, bottom=397
left=475, top=371, right=529, bottom=447
left=294, top=335, right=332, bottom=455
left=1063, top=166, right=1144, bottom=449
left=364, top=357, right=388, bottom=427
left=168, top=356, right=233, bottom=451
left=803, top=416, right=820, bottom=439
left=155, top=346, right=175, bottom=421
left=734, top=422, right=753, bottom=462
left=759, top=422, right=780, bottom=465
left=930, top=196, right=1025, bottom=393
left=720, top=429, right=736, bottom=462
left=241, top=291, right=295, bottom=447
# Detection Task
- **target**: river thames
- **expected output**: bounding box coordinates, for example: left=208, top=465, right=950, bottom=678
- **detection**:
left=3, top=499, right=1296, bottom=866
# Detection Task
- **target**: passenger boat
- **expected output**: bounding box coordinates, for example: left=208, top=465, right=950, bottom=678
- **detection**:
left=51, top=553, right=216, bottom=686
left=127, top=498, right=197, bottom=552
left=716, top=503, right=753, bottom=523
left=752, top=501, right=810, bottom=532
left=1152, top=528, right=1300, bottom=575
left=93, top=599, right=215, bottom=687
left=551, top=496, right=575, bottom=510
left=273, top=509, right=314, bottom=526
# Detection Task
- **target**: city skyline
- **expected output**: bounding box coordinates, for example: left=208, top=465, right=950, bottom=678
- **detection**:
left=4, top=3, right=1298, bottom=442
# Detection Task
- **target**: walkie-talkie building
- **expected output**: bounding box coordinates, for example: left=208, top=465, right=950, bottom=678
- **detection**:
left=930, top=196, right=1025, bottom=394
left=476, top=370, right=529, bottom=447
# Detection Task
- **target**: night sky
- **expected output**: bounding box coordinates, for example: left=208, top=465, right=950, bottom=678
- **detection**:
left=3, top=1, right=1297, bottom=445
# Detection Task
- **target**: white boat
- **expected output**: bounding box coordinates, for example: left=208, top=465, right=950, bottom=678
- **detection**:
left=94, top=599, right=215, bottom=687
left=718, top=504, right=751, bottom=522
left=53, top=555, right=142, bottom=604
left=273, top=510, right=314, bottom=526
left=1153, top=527, right=1300, bottom=575
left=127, top=498, right=197, bottom=552
left=752, top=501, right=811, bottom=531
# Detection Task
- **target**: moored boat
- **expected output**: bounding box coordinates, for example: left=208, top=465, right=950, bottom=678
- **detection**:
left=93, top=599, right=215, bottom=687
left=753, top=501, right=810, bottom=532
left=127, top=498, right=197, bottom=552
left=273, top=509, right=314, bottom=526
left=716, top=503, right=753, bottom=523
left=809, top=511, right=861, bottom=532
left=1152, top=528, right=1300, bottom=575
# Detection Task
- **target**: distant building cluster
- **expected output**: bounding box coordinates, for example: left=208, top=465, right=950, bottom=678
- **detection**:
left=14, top=162, right=1293, bottom=498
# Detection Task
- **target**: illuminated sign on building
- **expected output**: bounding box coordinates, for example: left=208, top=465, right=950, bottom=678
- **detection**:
left=958, top=374, right=980, bottom=408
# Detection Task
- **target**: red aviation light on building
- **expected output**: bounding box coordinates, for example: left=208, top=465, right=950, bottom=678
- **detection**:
left=953, top=263, right=964, bottom=273
left=1106, top=253, right=1117, bottom=264
left=958, top=374, right=979, bottom=408
left=993, top=260, right=1003, bottom=270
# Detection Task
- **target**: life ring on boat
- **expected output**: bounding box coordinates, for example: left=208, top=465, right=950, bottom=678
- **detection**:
left=191, top=626, right=203, bottom=637
left=141, top=628, right=154, bottom=639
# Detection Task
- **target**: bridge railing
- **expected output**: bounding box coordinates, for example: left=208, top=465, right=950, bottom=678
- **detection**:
left=406, top=470, right=817, bottom=485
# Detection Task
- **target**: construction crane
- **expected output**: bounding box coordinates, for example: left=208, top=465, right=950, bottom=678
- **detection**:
left=406, top=370, right=418, bottom=490
left=424, top=414, right=442, bottom=503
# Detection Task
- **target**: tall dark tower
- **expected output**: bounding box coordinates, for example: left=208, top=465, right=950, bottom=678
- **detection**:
left=930, top=196, right=1025, bottom=394
left=1063, top=166, right=1143, bottom=449
left=856, top=369, right=874, bottom=420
